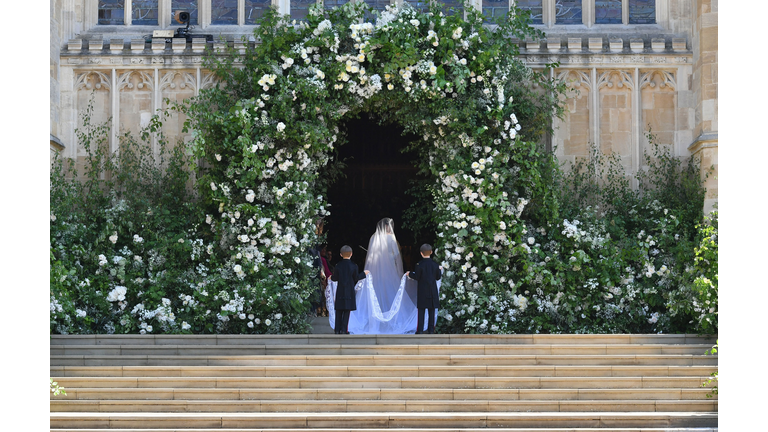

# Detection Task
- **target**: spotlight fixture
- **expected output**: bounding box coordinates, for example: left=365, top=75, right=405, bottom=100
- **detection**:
left=173, top=11, right=191, bottom=39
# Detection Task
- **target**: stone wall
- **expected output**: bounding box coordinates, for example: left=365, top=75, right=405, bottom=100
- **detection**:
left=690, top=0, right=718, bottom=212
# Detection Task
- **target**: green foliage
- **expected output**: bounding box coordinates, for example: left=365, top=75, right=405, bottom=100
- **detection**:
left=50, top=379, right=66, bottom=397
left=50, top=100, right=311, bottom=334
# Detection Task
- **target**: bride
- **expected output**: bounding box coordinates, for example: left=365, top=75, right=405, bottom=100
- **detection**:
left=326, top=218, right=438, bottom=334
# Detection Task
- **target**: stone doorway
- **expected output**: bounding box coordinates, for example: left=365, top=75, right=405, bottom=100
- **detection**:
left=325, top=115, right=423, bottom=272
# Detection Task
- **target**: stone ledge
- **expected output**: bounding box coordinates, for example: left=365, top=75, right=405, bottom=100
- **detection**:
left=687, top=132, right=718, bottom=154
left=51, top=134, right=65, bottom=152
left=65, top=35, right=691, bottom=56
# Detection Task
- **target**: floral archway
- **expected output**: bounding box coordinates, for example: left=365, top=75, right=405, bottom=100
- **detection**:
left=186, top=1, right=562, bottom=333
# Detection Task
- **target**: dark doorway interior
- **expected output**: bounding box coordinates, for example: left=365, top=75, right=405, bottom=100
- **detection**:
left=325, top=115, right=422, bottom=272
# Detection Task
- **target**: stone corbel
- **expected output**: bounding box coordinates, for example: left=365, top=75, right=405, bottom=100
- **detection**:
left=234, top=40, right=247, bottom=54
left=130, top=39, right=146, bottom=54
left=588, top=38, right=603, bottom=53
left=567, top=38, right=581, bottom=52
left=546, top=38, right=561, bottom=52
left=152, top=38, right=167, bottom=54
left=651, top=38, right=666, bottom=53
left=192, top=38, right=207, bottom=53
left=609, top=38, right=623, bottom=53
left=110, top=39, right=125, bottom=54
left=67, top=39, right=82, bottom=53
left=172, top=38, right=187, bottom=54
left=630, top=39, right=644, bottom=53
left=672, top=38, right=687, bottom=52
left=89, top=39, right=104, bottom=52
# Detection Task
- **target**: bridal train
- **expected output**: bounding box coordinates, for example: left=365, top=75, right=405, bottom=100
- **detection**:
left=325, top=218, right=439, bottom=334
left=326, top=273, right=440, bottom=334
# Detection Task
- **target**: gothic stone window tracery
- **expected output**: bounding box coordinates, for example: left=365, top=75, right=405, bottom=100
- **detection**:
left=212, top=0, right=239, bottom=25
left=482, top=0, right=511, bottom=22
left=96, top=0, right=657, bottom=27
left=555, top=0, right=582, bottom=24
left=291, top=0, right=315, bottom=21
left=99, top=0, right=125, bottom=24
left=595, top=0, right=622, bottom=24
left=629, top=0, right=655, bottom=24
left=133, top=0, right=159, bottom=25
left=245, top=0, right=271, bottom=24
left=511, top=1, right=543, bottom=24
left=511, top=0, right=656, bottom=26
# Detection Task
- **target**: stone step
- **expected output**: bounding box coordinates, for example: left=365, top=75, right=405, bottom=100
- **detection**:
left=51, top=375, right=713, bottom=390
left=52, top=387, right=716, bottom=401
left=51, top=354, right=718, bottom=367
left=50, top=428, right=720, bottom=432
left=49, top=334, right=718, bottom=346
left=49, top=412, right=718, bottom=429
left=50, top=344, right=714, bottom=356
left=50, top=398, right=718, bottom=413
left=50, top=365, right=718, bottom=378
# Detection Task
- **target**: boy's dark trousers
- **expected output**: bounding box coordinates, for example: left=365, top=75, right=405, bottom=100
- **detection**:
left=416, top=308, right=436, bottom=334
left=335, top=309, right=350, bottom=334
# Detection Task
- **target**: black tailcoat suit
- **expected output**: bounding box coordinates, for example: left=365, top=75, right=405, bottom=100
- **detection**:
left=408, top=257, right=442, bottom=333
left=331, top=259, right=366, bottom=333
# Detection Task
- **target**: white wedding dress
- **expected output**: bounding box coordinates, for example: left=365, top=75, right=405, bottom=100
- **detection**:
left=326, top=218, right=439, bottom=334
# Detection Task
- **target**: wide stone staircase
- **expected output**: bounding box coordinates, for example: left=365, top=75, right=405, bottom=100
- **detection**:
left=50, top=334, right=717, bottom=431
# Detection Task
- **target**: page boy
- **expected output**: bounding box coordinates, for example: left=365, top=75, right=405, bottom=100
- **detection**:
left=330, top=245, right=369, bottom=334
left=406, top=244, right=442, bottom=334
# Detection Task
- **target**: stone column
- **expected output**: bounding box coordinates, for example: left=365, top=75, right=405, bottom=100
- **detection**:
left=689, top=0, right=717, bottom=212
left=51, top=0, right=62, bottom=160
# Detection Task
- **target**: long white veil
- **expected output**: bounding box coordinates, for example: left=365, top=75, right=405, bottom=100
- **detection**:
left=326, top=218, right=439, bottom=334
left=365, top=218, right=403, bottom=312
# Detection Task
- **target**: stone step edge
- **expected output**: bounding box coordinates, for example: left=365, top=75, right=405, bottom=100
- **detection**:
left=50, top=334, right=718, bottom=345
left=51, top=387, right=717, bottom=401
left=50, top=343, right=715, bottom=349
left=49, top=398, right=718, bottom=412
left=48, top=365, right=719, bottom=378
left=50, top=378, right=715, bottom=391
left=49, top=428, right=719, bottom=432
left=49, top=411, right=719, bottom=418
left=48, top=411, right=719, bottom=428
left=50, top=354, right=718, bottom=360
left=49, top=356, right=719, bottom=367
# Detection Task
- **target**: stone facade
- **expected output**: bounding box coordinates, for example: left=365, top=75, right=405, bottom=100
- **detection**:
left=50, top=0, right=717, bottom=209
